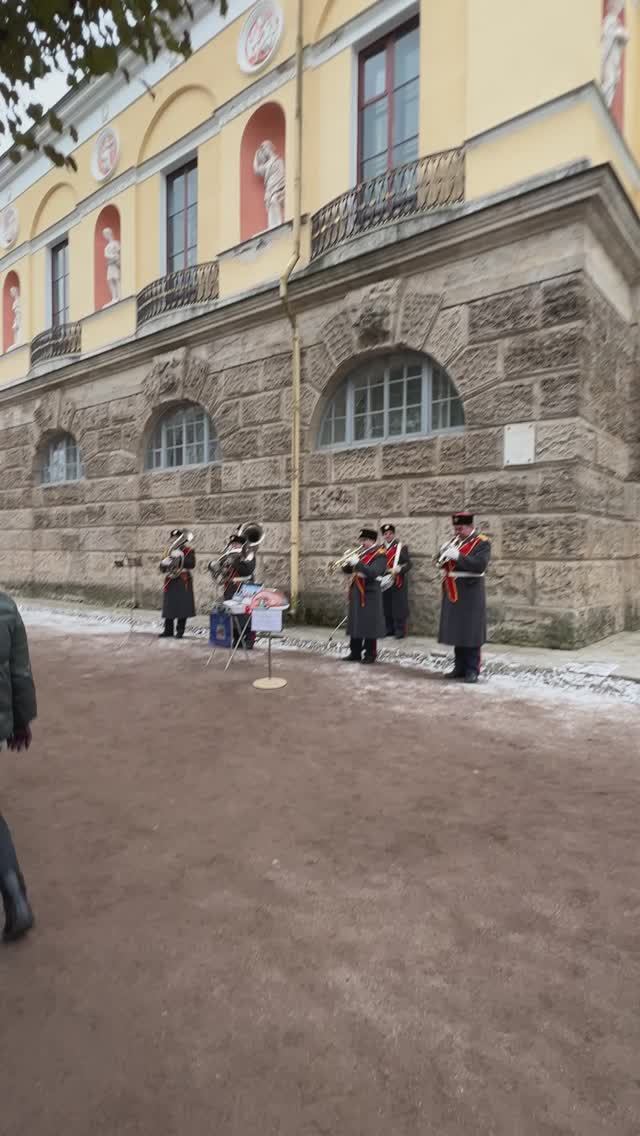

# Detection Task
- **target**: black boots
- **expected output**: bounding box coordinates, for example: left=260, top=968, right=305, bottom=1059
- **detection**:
left=1, top=869, right=34, bottom=943
left=159, top=619, right=187, bottom=639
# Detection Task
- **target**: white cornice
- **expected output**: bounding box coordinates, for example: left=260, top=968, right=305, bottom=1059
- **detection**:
left=0, top=0, right=416, bottom=208
left=467, top=81, right=640, bottom=191
left=0, top=53, right=298, bottom=271
left=0, top=0, right=257, bottom=201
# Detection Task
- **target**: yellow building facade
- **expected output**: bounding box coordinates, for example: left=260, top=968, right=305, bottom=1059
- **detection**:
left=0, top=0, right=638, bottom=645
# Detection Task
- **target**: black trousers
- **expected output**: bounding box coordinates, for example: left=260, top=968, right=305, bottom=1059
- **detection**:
left=383, top=592, right=407, bottom=638
left=163, top=618, right=187, bottom=637
left=0, top=813, right=19, bottom=877
left=349, top=637, right=377, bottom=660
left=454, top=646, right=481, bottom=676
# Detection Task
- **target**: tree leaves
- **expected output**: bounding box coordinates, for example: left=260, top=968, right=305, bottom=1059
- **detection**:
left=0, top=0, right=227, bottom=165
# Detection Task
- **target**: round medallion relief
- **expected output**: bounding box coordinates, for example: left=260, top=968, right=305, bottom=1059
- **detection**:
left=92, top=126, right=120, bottom=182
left=238, top=1, right=284, bottom=74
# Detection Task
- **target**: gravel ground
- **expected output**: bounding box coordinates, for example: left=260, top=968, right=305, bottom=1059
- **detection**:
left=0, top=618, right=639, bottom=1136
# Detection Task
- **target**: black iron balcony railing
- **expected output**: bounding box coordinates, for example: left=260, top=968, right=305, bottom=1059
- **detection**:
left=31, top=321, right=81, bottom=367
left=137, top=260, right=219, bottom=327
left=310, top=147, right=465, bottom=260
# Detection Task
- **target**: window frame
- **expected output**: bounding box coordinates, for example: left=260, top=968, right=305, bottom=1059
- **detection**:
left=165, top=159, right=198, bottom=275
left=41, top=433, right=83, bottom=485
left=144, top=404, right=218, bottom=472
left=357, top=16, right=420, bottom=184
left=317, top=355, right=464, bottom=451
left=50, top=238, right=70, bottom=328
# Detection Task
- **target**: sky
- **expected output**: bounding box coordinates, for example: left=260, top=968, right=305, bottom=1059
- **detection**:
left=1, top=69, right=71, bottom=155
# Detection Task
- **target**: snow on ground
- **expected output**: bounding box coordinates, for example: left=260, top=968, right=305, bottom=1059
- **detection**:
left=18, top=600, right=640, bottom=709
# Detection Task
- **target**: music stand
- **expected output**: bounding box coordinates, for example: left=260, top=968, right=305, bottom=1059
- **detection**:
left=327, top=615, right=347, bottom=647
left=205, top=601, right=255, bottom=670
left=113, top=554, right=142, bottom=647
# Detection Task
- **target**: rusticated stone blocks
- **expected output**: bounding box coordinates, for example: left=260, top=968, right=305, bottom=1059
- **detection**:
left=504, top=327, right=583, bottom=376
left=306, top=486, right=356, bottom=518
left=381, top=438, right=438, bottom=477
left=469, top=286, right=540, bottom=342
left=541, top=276, right=586, bottom=326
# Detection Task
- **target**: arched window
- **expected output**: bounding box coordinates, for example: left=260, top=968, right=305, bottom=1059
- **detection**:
left=318, top=354, right=464, bottom=448
left=145, top=404, right=218, bottom=471
left=42, top=434, right=83, bottom=484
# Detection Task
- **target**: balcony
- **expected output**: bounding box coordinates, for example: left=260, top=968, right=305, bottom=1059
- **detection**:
left=310, top=148, right=465, bottom=260
left=137, top=261, right=219, bottom=328
left=31, top=322, right=82, bottom=368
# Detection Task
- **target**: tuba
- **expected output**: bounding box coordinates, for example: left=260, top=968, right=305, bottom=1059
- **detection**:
left=160, top=530, right=193, bottom=580
left=207, top=522, right=264, bottom=581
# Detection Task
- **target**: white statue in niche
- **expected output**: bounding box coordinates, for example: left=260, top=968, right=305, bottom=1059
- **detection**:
left=253, top=140, right=285, bottom=230
left=601, top=0, right=629, bottom=108
left=9, top=285, right=21, bottom=347
left=102, top=227, right=121, bottom=304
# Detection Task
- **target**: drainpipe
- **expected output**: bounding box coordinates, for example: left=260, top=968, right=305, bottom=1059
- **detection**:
left=279, top=0, right=303, bottom=617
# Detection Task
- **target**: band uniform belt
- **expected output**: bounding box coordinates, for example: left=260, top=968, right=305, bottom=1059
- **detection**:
left=446, top=572, right=485, bottom=579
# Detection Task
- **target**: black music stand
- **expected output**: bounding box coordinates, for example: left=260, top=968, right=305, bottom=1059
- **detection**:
left=113, top=554, right=142, bottom=647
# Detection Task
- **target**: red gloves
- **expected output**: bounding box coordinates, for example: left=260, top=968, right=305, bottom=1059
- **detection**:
left=7, top=725, right=32, bottom=752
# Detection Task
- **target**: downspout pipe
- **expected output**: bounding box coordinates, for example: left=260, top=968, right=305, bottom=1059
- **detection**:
left=279, top=0, right=303, bottom=617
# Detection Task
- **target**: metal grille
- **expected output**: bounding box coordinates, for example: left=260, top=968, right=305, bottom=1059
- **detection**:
left=31, top=322, right=81, bottom=367
left=310, top=148, right=465, bottom=260
left=137, top=261, right=219, bottom=328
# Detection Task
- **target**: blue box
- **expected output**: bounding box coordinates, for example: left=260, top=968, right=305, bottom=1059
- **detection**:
left=209, top=610, right=232, bottom=648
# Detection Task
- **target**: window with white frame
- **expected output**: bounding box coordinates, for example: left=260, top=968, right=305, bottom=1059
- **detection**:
left=318, top=354, right=464, bottom=448
left=145, top=404, right=218, bottom=471
left=42, top=434, right=83, bottom=484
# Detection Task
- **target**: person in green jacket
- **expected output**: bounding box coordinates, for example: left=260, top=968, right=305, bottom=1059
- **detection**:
left=0, top=592, right=37, bottom=942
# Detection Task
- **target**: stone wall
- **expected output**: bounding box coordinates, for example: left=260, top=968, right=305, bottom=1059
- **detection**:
left=0, top=225, right=638, bottom=648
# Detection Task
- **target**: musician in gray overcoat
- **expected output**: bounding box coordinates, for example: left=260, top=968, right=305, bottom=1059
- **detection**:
left=438, top=511, right=491, bottom=683
left=342, top=528, right=387, bottom=664
left=380, top=522, right=412, bottom=638
left=159, top=529, right=196, bottom=639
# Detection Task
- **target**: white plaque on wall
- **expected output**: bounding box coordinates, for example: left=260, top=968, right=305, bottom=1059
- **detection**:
left=237, top=1, right=284, bottom=74
left=92, top=126, right=120, bottom=182
left=504, top=423, right=535, bottom=466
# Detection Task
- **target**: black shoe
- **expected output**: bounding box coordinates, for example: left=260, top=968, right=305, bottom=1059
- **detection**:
left=361, top=656, right=376, bottom=665
left=158, top=631, right=173, bottom=638
left=445, top=670, right=465, bottom=680
left=342, top=655, right=361, bottom=663
left=175, top=631, right=184, bottom=640
left=394, top=632, right=405, bottom=640
left=1, top=870, right=34, bottom=943
left=464, top=672, right=479, bottom=684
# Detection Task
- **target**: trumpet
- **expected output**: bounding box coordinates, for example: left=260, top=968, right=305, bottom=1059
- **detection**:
left=328, top=545, right=365, bottom=572
left=434, top=535, right=463, bottom=568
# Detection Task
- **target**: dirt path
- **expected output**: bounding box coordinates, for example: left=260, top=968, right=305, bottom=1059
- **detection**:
left=1, top=624, right=639, bottom=1135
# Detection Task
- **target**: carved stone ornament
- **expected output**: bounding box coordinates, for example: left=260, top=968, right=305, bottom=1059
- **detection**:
left=92, top=126, right=120, bottom=182
left=352, top=282, right=399, bottom=348
left=0, top=205, right=19, bottom=250
left=237, top=1, right=284, bottom=74
left=142, top=350, right=212, bottom=409
left=33, top=390, right=77, bottom=435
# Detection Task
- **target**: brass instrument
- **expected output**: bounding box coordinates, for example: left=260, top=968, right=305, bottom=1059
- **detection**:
left=434, top=535, right=463, bottom=568
left=159, top=530, right=194, bottom=580
left=208, top=521, right=264, bottom=582
left=327, top=545, right=366, bottom=572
